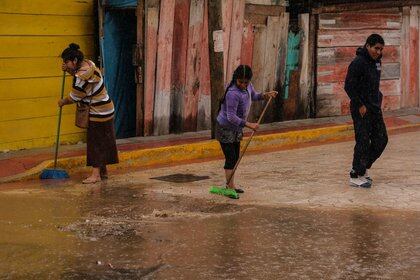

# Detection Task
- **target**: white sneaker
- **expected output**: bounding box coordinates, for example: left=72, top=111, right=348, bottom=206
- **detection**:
left=350, top=176, right=372, bottom=188
left=363, top=170, right=372, bottom=182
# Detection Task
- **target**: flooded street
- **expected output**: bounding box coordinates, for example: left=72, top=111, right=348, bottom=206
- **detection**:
left=1, top=131, right=419, bottom=279
left=1, top=187, right=419, bottom=279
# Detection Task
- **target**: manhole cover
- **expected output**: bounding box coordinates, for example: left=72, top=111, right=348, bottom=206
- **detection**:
left=150, top=173, right=210, bottom=183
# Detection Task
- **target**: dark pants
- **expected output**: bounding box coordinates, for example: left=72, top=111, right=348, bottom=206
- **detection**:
left=351, top=109, right=388, bottom=176
left=220, top=142, right=240, bottom=170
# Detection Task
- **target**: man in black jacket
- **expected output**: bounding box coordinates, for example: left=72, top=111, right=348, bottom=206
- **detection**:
left=344, top=34, right=388, bottom=188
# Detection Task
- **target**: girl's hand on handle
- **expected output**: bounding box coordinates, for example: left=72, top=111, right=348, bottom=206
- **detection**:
left=246, top=122, right=259, bottom=131
left=263, top=91, right=278, bottom=100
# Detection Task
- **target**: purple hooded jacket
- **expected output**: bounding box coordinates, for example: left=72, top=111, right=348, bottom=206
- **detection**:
left=216, top=83, right=263, bottom=132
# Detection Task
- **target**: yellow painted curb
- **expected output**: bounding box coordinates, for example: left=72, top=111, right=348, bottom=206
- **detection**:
left=1, top=122, right=419, bottom=183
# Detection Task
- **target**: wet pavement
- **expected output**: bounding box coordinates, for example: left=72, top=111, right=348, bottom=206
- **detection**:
left=0, top=131, right=419, bottom=279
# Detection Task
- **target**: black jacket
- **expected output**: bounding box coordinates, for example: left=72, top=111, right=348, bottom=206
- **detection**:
left=344, top=47, right=383, bottom=114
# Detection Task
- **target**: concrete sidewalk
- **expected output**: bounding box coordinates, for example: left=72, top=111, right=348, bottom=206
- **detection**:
left=1, top=108, right=419, bottom=183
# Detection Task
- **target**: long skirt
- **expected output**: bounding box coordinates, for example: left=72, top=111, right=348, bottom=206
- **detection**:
left=86, top=119, right=119, bottom=167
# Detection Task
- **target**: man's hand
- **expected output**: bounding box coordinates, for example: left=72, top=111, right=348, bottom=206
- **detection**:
left=359, top=105, right=367, bottom=117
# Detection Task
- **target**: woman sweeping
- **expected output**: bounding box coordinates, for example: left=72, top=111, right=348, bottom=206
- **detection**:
left=216, top=65, right=277, bottom=193
left=58, top=43, right=118, bottom=184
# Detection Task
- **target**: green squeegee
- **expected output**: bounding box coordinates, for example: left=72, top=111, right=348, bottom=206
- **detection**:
left=209, top=186, right=239, bottom=199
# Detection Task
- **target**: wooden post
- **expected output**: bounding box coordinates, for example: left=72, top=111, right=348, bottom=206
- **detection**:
left=208, top=0, right=225, bottom=139
left=298, top=13, right=309, bottom=117
left=298, top=13, right=310, bottom=118
left=308, top=13, right=317, bottom=118
left=135, top=0, right=145, bottom=136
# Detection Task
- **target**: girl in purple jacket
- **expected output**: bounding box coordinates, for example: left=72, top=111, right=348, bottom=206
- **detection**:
left=216, top=65, right=277, bottom=194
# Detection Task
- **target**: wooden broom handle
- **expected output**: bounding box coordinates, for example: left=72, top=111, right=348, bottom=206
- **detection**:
left=226, top=96, right=273, bottom=185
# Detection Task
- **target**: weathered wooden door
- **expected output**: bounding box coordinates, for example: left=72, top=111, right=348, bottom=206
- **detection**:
left=239, top=3, right=289, bottom=123
left=143, top=0, right=211, bottom=136
left=142, top=0, right=296, bottom=136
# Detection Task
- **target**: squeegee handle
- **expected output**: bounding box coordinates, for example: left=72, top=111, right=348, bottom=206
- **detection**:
left=226, top=96, right=273, bottom=185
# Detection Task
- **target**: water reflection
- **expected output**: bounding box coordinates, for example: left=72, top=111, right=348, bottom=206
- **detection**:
left=0, top=188, right=419, bottom=279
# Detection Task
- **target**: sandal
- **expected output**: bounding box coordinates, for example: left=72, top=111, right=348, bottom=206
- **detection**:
left=235, top=188, right=244, bottom=193
left=225, top=185, right=244, bottom=194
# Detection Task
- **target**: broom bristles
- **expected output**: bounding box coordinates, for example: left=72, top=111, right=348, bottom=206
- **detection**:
left=209, top=186, right=239, bottom=199
left=40, top=169, right=69, bottom=180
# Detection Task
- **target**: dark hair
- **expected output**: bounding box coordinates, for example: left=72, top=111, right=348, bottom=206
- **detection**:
left=61, top=43, right=84, bottom=62
left=218, top=65, right=253, bottom=111
left=365, top=34, right=385, bottom=47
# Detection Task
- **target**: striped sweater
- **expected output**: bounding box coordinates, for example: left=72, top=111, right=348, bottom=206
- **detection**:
left=68, top=60, right=114, bottom=122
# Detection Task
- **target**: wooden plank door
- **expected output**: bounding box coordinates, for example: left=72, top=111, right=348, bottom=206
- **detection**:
left=243, top=3, right=288, bottom=123
left=316, top=8, right=404, bottom=117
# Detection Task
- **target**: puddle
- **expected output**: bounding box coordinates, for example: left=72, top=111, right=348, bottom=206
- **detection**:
left=150, top=173, right=210, bottom=183
left=0, top=185, right=419, bottom=279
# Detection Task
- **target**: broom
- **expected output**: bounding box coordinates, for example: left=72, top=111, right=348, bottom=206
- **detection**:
left=40, top=72, right=70, bottom=180
left=210, top=96, right=273, bottom=199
